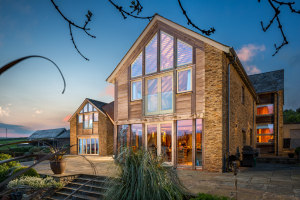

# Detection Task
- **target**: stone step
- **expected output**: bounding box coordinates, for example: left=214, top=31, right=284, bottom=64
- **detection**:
left=256, top=157, right=299, bottom=164
left=49, top=190, right=99, bottom=200
left=63, top=185, right=106, bottom=196
left=68, top=181, right=109, bottom=190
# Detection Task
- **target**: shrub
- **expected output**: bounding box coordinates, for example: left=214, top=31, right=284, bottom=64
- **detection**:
left=12, top=167, right=40, bottom=178
left=190, top=193, right=233, bottom=200
left=105, top=148, right=187, bottom=200
left=42, top=148, right=51, bottom=154
left=295, top=147, right=300, bottom=156
left=7, top=176, right=63, bottom=189
left=0, top=153, right=20, bottom=182
left=29, top=146, right=44, bottom=154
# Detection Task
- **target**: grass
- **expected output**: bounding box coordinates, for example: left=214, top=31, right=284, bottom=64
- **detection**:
left=0, top=138, right=28, bottom=149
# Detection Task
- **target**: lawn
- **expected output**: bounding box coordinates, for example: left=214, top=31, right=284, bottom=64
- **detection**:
left=0, top=138, right=29, bottom=149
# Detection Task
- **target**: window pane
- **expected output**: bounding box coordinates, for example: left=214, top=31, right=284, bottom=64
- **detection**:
left=177, top=120, right=192, bottom=166
left=161, top=31, right=173, bottom=70
left=257, top=104, right=273, bottom=115
left=257, top=135, right=274, bottom=143
left=147, top=78, right=158, bottom=112
left=91, top=138, right=95, bottom=154
left=96, top=138, right=99, bottom=154
left=78, top=115, right=83, bottom=123
left=146, top=34, right=157, bottom=74
left=87, top=138, right=91, bottom=154
left=131, top=124, right=142, bottom=151
left=177, top=40, right=192, bottom=66
left=161, top=75, right=172, bottom=110
left=131, top=52, right=143, bottom=77
left=132, top=81, right=142, bottom=100
left=89, top=114, right=93, bottom=128
left=117, top=125, right=128, bottom=154
left=178, top=69, right=191, bottom=92
left=257, top=124, right=273, bottom=134
left=161, top=123, right=172, bottom=162
left=84, top=104, right=88, bottom=112
left=79, top=139, right=82, bottom=154
left=93, top=107, right=97, bottom=111
left=147, top=124, right=157, bottom=156
left=94, top=113, right=98, bottom=122
left=88, top=104, right=93, bottom=112
left=84, top=115, right=89, bottom=129
left=80, top=109, right=83, bottom=113
left=196, top=119, right=202, bottom=166
left=83, top=139, right=86, bottom=154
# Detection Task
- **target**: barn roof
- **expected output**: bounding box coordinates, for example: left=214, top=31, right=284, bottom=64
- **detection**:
left=56, top=130, right=70, bottom=139
left=28, top=128, right=66, bottom=140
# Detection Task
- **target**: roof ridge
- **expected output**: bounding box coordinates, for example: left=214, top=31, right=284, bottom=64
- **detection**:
left=248, top=69, right=284, bottom=76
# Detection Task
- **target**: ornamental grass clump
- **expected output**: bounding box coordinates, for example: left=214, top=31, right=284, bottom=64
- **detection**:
left=105, top=148, right=187, bottom=200
left=7, top=176, right=63, bottom=189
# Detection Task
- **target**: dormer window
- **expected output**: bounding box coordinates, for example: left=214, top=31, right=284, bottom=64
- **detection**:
left=131, top=52, right=143, bottom=78
left=146, top=34, right=157, bottom=74
left=177, top=40, right=192, bottom=66
left=160, top=31, right=174, bottom=70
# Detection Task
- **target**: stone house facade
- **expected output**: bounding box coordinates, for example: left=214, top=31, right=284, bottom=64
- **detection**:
left=105, top=14, right=275, bottom=172
left=68, top=98, right=114, bottom=156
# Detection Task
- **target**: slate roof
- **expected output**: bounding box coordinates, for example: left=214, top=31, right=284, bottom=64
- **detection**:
left=28, top=128, right=66, bottom=140
left=102, top=101, right=114, bottom=123
left=87, top=98, right=107, bottom=113
left=248, top=69, right=284, bottom=94
left=56, top=130, right=70, bottom=139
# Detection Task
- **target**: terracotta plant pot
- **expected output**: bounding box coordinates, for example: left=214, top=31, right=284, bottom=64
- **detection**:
left=50, top=161, right=66, bottom=174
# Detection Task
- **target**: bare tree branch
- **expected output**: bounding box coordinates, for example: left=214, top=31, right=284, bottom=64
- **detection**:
left=51, top=0, right=95, bottom=61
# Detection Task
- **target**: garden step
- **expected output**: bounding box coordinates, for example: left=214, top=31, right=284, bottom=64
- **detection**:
left=52, top=190, right=99, bottom=200
left=63, top=185, right=106, bottom=196
left=68, top=181, right=109, bottom=190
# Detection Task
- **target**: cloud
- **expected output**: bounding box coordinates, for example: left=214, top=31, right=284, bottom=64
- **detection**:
left=99, top=84, right=114, bottom=98
left=237, top=44, right=265, bottom=75
left=32, top=108, right=37, bottom=110
left=0, top=106, right=10, bottom=117
left=35, top=110, right=42, bottom=114
left=62, top=115, right=72, bottom=122
left=0, top=122, right=33, bottom=137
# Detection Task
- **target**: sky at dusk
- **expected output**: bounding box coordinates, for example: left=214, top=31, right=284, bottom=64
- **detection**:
left=0, top=0, right=299, bottom=137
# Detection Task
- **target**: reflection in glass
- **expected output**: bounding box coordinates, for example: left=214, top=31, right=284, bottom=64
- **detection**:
left=161, top=123, right=172, bottom=162
left=161, top=75, right=172, bottom=110
left=94, top=113, right=98, bottom=122
left=178, top=70, right=191, bottom=92
left=132, top=53, right=143, bottom=77
left=84, top=115, right=89, bottom=129
left=196, top=119, right=202, bottom=166
left=79, top=139, right=82, bottom=154
left=118, top=125, right=128, bottom=154
left=87, top=138, right=91, bottom=154
left=83, top=139, right=87, bottom=154
left=84, top=104, right=88, bottom=112
left=78, top=115, right=83, bottom=123
left=147, top=124, right=157, bottom=156
left=161, top=31, right=173, bottom=70
left=89, top=114, right=93, bottom=128
left=147, top=78, right=158, bottom=112
left=257, top=104, right=273, bottom=115
left=177, top=120, right=192, bottom=166
left=88, top=104, right=93, bottom=112
left=146, top=34, right=157, bottom=74
left=257, top=124, right=273, bottom=134
left=132, top=81, right=142, bottom=100
left=177, top=40, right=192, bottom=66
left=131, top=124, right=142, bottom=151
left=257, top=135, right=274, bottom=143
left=96, top=138, right=99, bottom=154
left=91, top=138, right=95, bottom=154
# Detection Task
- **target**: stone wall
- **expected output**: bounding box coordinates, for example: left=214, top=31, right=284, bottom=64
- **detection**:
left=98, top=113, right=114, bottom=156
left=70, top=114, right=77, bottom=155
left=276, top=90, right=284, bottom=155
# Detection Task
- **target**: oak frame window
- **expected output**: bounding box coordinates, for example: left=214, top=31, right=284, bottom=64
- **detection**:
left=131, top=52, right=143, bottom=78
left=257, top=104, right=274, bottom=115
left=177, top=39, right=193, bottom=67
left=177, top=67, right=192, bottom=93
left=160, top=31, right=174, bottom=71
left=257, top=124, right=274, bottom=143
left=145, top=33, right=158, bottom=75
left=131, top=80, right=142, bottom=101
left=78, top=115, right=83, bottom=123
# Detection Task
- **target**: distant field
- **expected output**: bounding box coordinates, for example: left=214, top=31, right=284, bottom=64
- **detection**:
left=0, top=138, right=29, bottom=149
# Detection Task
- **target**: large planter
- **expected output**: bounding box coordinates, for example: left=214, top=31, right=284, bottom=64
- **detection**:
left=50, top=161, right=66, bottom=174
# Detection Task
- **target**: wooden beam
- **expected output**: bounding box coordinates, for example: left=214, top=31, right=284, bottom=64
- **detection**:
left=192, top=119, right=196, bottom=169
left=173, top=120, right=177, bottom=166
left=128, top=67, right=131, bottom=120
left=157, top=29, right=161, bottom=73
left=114, top=124, right=118, bottom=156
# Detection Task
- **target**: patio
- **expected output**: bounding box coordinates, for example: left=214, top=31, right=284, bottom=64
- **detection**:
left=21, top=156, right=300, bottom=200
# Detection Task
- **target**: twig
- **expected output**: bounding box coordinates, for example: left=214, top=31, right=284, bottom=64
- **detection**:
left=178, top=0, right=215, bottom=36
left=108, top=0, right=154, bottom=21
left=51, top=0, right=95, bottom=61
left=260, top=0, right=299, bottom=56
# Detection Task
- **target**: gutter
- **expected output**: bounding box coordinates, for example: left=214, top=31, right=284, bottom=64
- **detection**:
left=277, top=91, right=280, bottom=156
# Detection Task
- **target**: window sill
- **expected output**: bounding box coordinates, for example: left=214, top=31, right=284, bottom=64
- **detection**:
left=256, top=142, right=274, bottom=145
left=131, top=99, right=142, bottom=102
left=176, top=91, right=192, bottom=95
left=83, top=128, right=93, bottom=130
left=257, top=114, right=274, bottom=117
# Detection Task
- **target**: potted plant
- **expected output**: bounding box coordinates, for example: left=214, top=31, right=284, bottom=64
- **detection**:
left=49, top=146, right=68, bottom=174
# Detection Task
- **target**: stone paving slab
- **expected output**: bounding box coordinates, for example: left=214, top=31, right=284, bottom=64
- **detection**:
left=20, top=156, right=300, bottom=200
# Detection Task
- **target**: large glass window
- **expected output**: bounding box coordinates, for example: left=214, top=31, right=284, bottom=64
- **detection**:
left=88, top=104, right=93, bottom=112
left=78, top=138, right=99, bottom=154
left=84, top=104, right=88, bottom=112
left=131, top=124, right=142, bottom=151
left=131, top=52, right=143, bottom=78
left=160, top=31, right=173, bottom=70
left=257, top=124, right=274, bottom=143
left=87, top=138, right=91, bottom=154
left=177, top=40, right=192, bottom=66
left=147, top=78, right=158, bottom=112
left=146, top=34, right=157, bottom=74
left=177, top=69, right=192, bottom=92
left=117, top=125, right=129, bottom=154
left=177, top=120, right=193, bottom=166
left=196, top=119, right=202, bottom=166
left=257, top=104, right=273, bottom=115
left=132, top=81, right=142, bottom=100
left=147, top=124, right=157, bottom=156
left=78, top=115, right=83, bottom=123
left=91, top=138, right=96, bottom=154
left=257, top=135, right=274, bottom=143
left=84, top=114, right=93, bottom=129
left=79, top=139, right=82, bottom=154
left=161, top=75, right=173, bottom=110
left=161, top=123, right=172, bottom=162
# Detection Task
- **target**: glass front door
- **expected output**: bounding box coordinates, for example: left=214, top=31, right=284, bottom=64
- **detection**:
left=78, top=138, right=99, bottom=154
left=146, top=122, right=173, bottom=163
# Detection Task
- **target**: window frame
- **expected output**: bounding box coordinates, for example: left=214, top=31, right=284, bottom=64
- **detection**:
left=256, top=124, right=274, bottom=143
left=177, top=39, right=193, bottom=67
left=83, top=114, right=93, bottom=129
left=145, top=33, right=158, bottom=75
left=160, top=31, right=174, bottom=71
left=131, top=79, right=143, bottom=101
left=78, top=136, right=99, bottom=155
left=131, top=52, right=143, bottom=78
left=145, top=72, right=173, bottom=116
left=78, top=114, right=83, bottom=123
left=257, top=104, right=274, bottom=115
left=176, top=66, right=192, bottom=94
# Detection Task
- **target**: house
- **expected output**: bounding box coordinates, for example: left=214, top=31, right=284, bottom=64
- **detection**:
left=249, top=70, right=284, bottom=155
left=282, top=122, right=300, bottom=154
left=105, top=14, right=273, bottom=172
left=68, top=98, right=114, bottom=156
left=28, top=128, right=70, bottom=148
